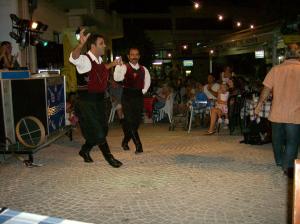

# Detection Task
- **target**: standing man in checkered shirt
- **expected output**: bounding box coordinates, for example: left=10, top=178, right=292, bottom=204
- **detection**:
left=255, top=37, right=300, bottom=178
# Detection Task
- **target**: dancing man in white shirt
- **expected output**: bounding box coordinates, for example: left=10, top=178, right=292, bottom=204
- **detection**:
left=114, top=47, right=151, bottom=154
left=69, top=29, right=122, bottom=167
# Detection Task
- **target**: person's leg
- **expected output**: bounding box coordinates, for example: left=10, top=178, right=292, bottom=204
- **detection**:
left=131, top=95, right=144, bottom=154
left=75, top=96, right=95, bottom=163
left=121, top=96, right=132, bottom=150
left=79, top=141, right=94, bottom=162
left=283, top=123, right=300, bottom=176
left=98, top=139, right=122, bottom=168
left=208, top=108, right=220, bottom=133
left=271, top=122, right=285, bottom=167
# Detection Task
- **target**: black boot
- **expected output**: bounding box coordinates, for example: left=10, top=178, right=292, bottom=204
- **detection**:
left=79, top=143, right=94, bottom=163
left=121, top=122, right=131, bottom=151
left=98, top=141, right=123, bottom=168
left=131, top=131, right=143, bottom=154
left=122, top=137, right=130, bottom=150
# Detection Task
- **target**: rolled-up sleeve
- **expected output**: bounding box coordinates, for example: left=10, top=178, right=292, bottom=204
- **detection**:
left=69, top=53, right=91, bottom=74
left=114, top=64, right=127, bottom=81
left=142, top=66, right=151, bottom=94
left=263, top=68, right=274, bottom=89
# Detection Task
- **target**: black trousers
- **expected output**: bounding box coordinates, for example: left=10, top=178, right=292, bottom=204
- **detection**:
left=74, top=91, right=108, bottom=146
left=122, top=88, right=143, bottom=134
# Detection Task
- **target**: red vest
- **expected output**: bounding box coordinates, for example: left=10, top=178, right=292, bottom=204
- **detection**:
left=123, top=63, right=145, bottom=89
left=77, top=54, right=109, bottom=93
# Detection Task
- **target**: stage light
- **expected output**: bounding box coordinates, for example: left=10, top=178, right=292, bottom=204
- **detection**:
left=31, top=21, right=38, bottom=29
left=42, top=41, right=48, bottom=47
left=10, top=14, right=20, bottom=25
left=218, top=15, right=223, bottom=21
left=9, top=31, right=20, bottom=42
left=9, top=14, right=48, bottom=48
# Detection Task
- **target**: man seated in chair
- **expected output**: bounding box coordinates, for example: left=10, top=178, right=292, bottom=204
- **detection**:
left=153, top=84, right=172, bottom=110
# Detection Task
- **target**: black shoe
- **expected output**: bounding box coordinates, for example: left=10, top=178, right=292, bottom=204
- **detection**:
left=79, top=150, right=93, bottom=163
left=135, top=145, right=143, bottom=154
left=99, top=141, right=123, bottom=168
left=132, top=131, right=143, bottom=154
left=122, top=140, right=130, bottom=151
left=284, top=168, right=294, bottom=179
left=105, top=155, right=123, bottom=168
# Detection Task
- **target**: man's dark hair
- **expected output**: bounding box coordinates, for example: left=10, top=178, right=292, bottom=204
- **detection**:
left=1, top=41, right=11, bottom=47
left=86, top=34, right=104, bottom=50
left=127, top=47, right=140, bottom=55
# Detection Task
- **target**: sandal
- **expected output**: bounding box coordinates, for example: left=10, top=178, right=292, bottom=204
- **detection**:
left=204, top=130, right=216, bottom=135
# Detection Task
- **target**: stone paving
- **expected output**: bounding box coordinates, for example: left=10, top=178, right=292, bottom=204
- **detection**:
left=0, top=124, right=294, bottom=224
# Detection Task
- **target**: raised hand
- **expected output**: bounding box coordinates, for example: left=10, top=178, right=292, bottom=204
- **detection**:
left=79, top=29, right=91, bottom=46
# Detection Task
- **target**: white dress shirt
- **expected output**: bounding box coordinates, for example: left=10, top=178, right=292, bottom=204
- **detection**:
left=114, top=62, right=151, bottom=94
left=69, top=51, right=103, bottom=74
left=203, top=83, right=220, bottom=100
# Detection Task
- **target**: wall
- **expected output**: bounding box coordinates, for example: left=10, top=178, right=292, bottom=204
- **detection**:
left=0, top=0, right=20, bottom=60
left=32, top=0, right=68, bottom=43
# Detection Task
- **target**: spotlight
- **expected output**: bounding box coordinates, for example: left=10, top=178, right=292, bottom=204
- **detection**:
left=9, top=31, right=20, bottom=43
left=10, top=14, right=20, bottom=25
left=42, top=40, right=48, bottom=47
left=31, top=21, right=38, bottom=29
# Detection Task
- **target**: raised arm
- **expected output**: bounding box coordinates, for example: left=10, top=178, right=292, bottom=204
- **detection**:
left=71, top=29, right=90, bottom=60
left=113, top=64, right=127, bottom=82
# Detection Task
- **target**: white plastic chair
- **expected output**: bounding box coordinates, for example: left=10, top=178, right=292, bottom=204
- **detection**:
left=108, top=96, right=117, bottom=123
left=157, top=93, right=174, bottom=123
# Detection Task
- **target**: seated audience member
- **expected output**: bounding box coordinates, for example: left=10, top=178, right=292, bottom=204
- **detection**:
left=190, top=83, right=208, bottom=107
left=203, top=74, right=220, bottom=102
left=0, top=41, right=19, bottom=69
left=215, top=83, right=229, bottom=126
left=109, top=79, right=124, bottom=120
left=206, top=83, right=230, bottom=134
left=220, top=66, right=235, bottom=84
left=154, top=84, right=172, bottom=110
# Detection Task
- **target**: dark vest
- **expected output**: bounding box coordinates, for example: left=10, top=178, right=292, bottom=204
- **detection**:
left=76, top=54, right=109, bottom=93
left=123, top=63, right=145, bottom=90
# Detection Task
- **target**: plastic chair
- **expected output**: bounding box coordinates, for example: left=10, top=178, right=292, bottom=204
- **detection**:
left=153, top=93, right=174, bottom=124
left=188, top=100, right=208, bottom=133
